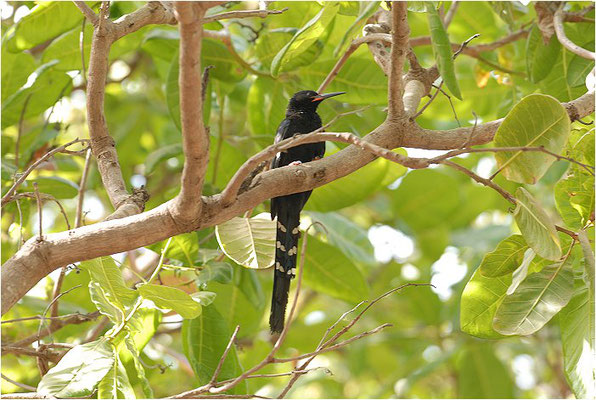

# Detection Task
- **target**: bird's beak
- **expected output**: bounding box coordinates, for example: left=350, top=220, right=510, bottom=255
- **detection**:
left=311, top=92, right=346, bottom=102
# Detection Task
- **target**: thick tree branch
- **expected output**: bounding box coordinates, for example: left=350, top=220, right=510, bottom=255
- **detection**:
left=2, top=89, right=593, bottom=315
left=554, top=7, right=596, bottom=60
left=171, top=2, right=211, bottom=227
left=387, top=2, right=410, bottom=118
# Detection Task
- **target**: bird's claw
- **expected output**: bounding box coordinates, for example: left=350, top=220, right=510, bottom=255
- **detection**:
left=289, top=161, right=302, bottom=166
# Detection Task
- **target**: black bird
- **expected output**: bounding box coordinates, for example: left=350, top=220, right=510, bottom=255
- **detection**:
left=269, top=90, right=345, bottom=333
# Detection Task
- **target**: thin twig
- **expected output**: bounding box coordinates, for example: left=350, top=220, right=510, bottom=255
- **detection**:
left=209, top=325, right=240, bottom=385
left=443, top=1, right=459, bottom=28
left=413, top=80, right=443, bottom=119
left=33, top=183, right=43, bottom=242
left=75, top=148, right=93, bottom=228
left=440, top=160, right=516, bottom=203
left=432, top=83, right=461, bottom=126
left=74, top=1, right=99, bottom=25
left=203, top=7, right=288, bottom=23
left=1, top=139, right=89, bottom=206
left=453, top=33, right=480, bottom=59
left=36, top=285, right=82, bottom=346
left=1, top=374, right=36, bottom=392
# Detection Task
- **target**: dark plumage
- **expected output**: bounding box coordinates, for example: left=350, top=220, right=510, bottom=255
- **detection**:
left=269, top=90, right=345, bottom=333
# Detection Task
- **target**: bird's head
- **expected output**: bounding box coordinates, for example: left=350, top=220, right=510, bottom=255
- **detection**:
left=288, top=90, right=345, bottom=112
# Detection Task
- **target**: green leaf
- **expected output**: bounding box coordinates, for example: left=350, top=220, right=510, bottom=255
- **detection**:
left=307, top=211, right=376, bottom=265
left=559, top=276, right=595, bottom=399
left=333, top=1, right=380, bottom=57
left=479, top=235, right=528, bottom=277
left=526, top=24, right=561, bottom=83
left=98, top=352, right=136, bottom=400
left=298, top=57, right=387, bottom=105
left=567, top=42, right=595, bottom=87
left=202, top=38, right=247, bottom=82
left=209, top=280, right=265, bottom=337
left=26, top=176, right=79, bottom=199
left=80, top=257, right=138, bottom=310
left=38, top=339, right=115, bottom=398
left=556, top=169, right=595, bottom=230
left=393, top=169, right=461, bottom=232
left=138, top=284, right=202, bottom=319
left=306, top=145, right=405, bottom=212
left=255, top=30, right=324, bottom=72
left=196, top=261, right=233, bottom=286
left=456, top=343, right=515, bottom=398
left=166, top=232, right=200, bottom=267
left=215, top=212, right=276, bottom=269
left=540, top=47, right=588, bottom=102
left=493, top=257, right=574, bottom=335
left=426, top=2, right=462, bottom=99
left=507, top=248, right=536, bottom=295
left=247, top=76, right=287, bottom=135
left=192, top=291, right=217, bottom=306
left=89, top=282, right=126, bottom=325
left=182, top=306, right=246, bottom=393
left=42, top=24, right=148, bottom=71
left=123, top=335, right=153, bottom=398
left=5, top=2, right=83, bottom=52
left=271, top=3, right=339, bottom=77
left=493, top=94, right=570, bottom=184
left=514, top=187, right=562, bottom=261
left=144, top=143, right=183, bottom=174
left=1, top=47, right=36, bottom=102
left=460, top=267, right=510, bottom=339
left=1, top=61, right=72, bottom=129
left=301, top=235, right=369, bottom=303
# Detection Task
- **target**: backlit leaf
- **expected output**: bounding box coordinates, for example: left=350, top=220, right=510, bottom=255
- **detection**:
left=138, top=284, right=202, bottom=319
left=479, top=235, right=528, bottom=277
left=493, top=94, right=570, bottom=184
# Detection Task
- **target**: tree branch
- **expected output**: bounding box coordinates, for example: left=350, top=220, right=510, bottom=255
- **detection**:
left=554, top=7, right=596, bottom=60
left=387, top=2, right=410, bottom=119
left=73, top=1, right=98, bottom=26
left=171, top=2, right=211, bottom=228
left=204, top=8, right=288, bottom=23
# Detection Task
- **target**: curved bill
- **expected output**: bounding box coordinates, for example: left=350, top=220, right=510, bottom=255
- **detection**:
left=311, top=91, right=346, bottom=102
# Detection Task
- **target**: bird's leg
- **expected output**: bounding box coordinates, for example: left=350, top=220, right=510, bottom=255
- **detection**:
left=313, top=156, right=321, bottom=160
left=289, top=161, right=303, bottom=166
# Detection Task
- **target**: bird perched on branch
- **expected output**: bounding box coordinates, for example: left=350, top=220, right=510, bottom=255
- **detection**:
left=269, top=90, right=345, bottom=333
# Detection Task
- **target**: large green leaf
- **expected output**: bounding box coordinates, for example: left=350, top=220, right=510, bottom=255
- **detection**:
left=555, top=169, right=595, bottom=231
left=24, top=176, right=79, bottom=199
left=271, top=2, right=339, bottom=76
left=559, top=276, right=595, bottom=399
left=80, top=257, right=138, bottom=311
left=307, top=211, right=376, bottom=265
left=5, top=2, right=83, bottom=52
left=144, top=143, right=183, bottom=175
left=42, top=24, right=148, bottom=71
left=526, top=24, right=561, bottom=83
left=301, top=235, right=369, bottom=303
left=567, top=41, right=595, bottom=87
left=123, top=335, right=153, bottom=398
left=426, top=2, right=462, bottom=100
left=255, top=29, right=324, bottom=72
left=456, top=343, right=515, bottom=398
left=138, top=284, right=202, bottom=319
left=1, top=47, right=36, bottom=102
left=208, top=280, right=265, bottom=337
left=540, top=47, right=588, bottom=102
left=89, top=282, right=126, bottom=325
left=38, top=339, right=115, bottom=398
left=215, top=213, right=276, bottom=269
left=1, top=61, right=72, bottom=129
left=479, top=235, right=528, bottom=277
left=393, top=169, right=461, bottom=232
left=298, top=57, right=387, bottom=105
left=247, top=76, right=287, bottom=135
left=98, top=352, right=136, bottom=400
left=493, top=94, right=570, bottom=184
left=182, top=306, right=246, bottom=393
left=333, top=1, right=380, bottom=57
left=513, top=187, right=561, bottom=261
left=460, top=268, right=510, bottom=339
left=493, top=257, right=574, bottom=336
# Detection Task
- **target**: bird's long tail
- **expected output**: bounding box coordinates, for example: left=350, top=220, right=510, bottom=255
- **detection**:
left=269, top=205, right=300, bottom=333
